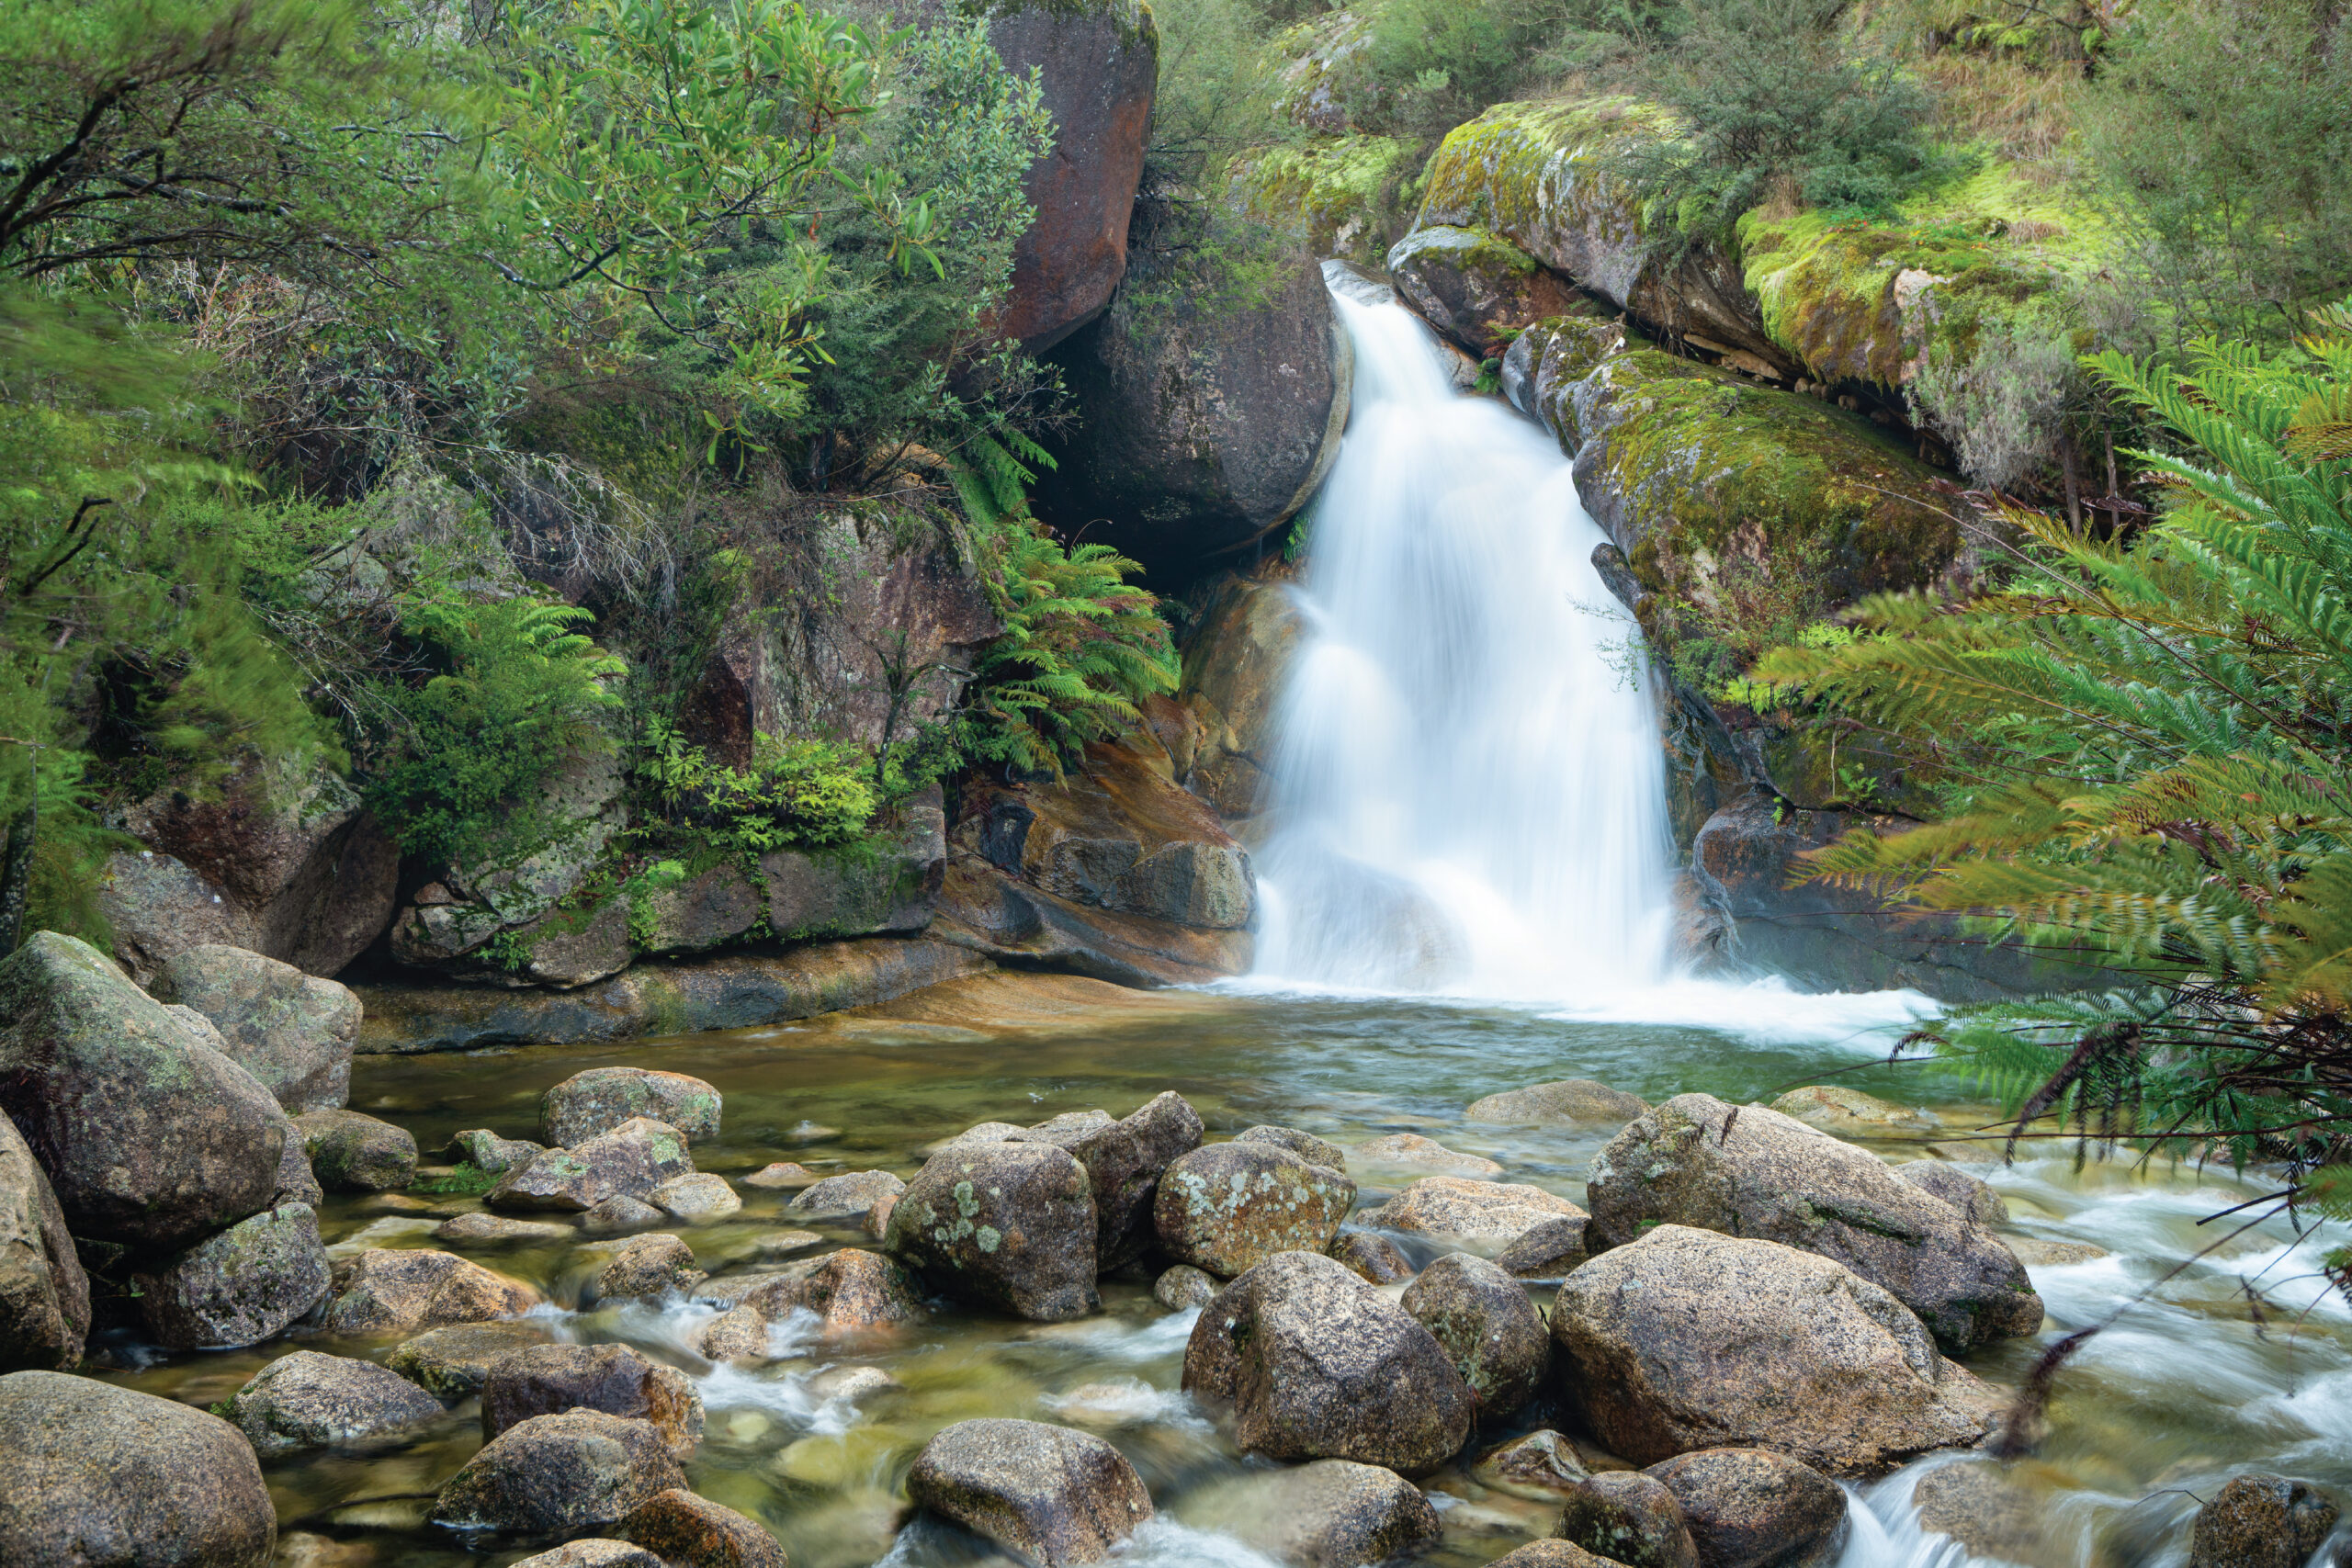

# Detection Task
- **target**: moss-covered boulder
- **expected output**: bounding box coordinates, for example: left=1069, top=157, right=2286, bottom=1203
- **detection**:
left=1416, top=99, right=1796, bottom=378
left=1234, top=134, right=1415, bottom=271
left=1386, top=225, right=1583, bottom=359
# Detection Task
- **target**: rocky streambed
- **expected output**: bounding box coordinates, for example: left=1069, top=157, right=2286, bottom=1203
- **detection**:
left=2, top=949, right=2346, bottom=1568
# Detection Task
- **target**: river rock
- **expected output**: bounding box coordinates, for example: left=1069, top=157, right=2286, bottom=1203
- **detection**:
left=273, top=1134, right=324, bottom=1207
left=1465, top=1078, right=1647, bottom=1127
left=136, top=1201, right=331, bottom=1349
left=1551, top=1226, right=1998, bottom=1475
left=1363, top=1176, right=1586, bottom=1246
left=0, top=931, right=289, bottom=1249
left=492, top=1118, right=695, bottom=1213
left=1236, top=1124, right=1348, bottom=1171
left=0, top=1112, right=88, bottom=1371
left=741, top=1162, right=820, bottom=1190
left=0, top=1370, right=277, bottom=1568
left=1476, top=1431, right=1593, bottom=1498
left=1016, top=1091, right=1204, bottom=1268
left=1176, top=567, right=1306, bottom=819
left=703, top=1249, right=925, bottom=1355
left=1353, top=1133, right=1501, bottom=1177
left=885, top=1141, right=1100, bottom=1321
left=435, top=1212, right=574, bottom=1245
left=1906, top=1461, right=2050, bottom=1563
left=1184, top=1250, right=1472, bottom=1473
left=431, top=1409, right=687, bottom=1535
left=1585, top=1094, right=2041, bottom=1351
left=224, top=1350, right=444, bottom=1454
left=322, top=1247, right=545, bottom=1335
left=1201, top=1458, right=1444, bottom=1568
left=1897, top=1161, right=2009, bottom=1226
left=1769, top=1086, right=1940, bottom=1136
left=906, top=1417, right=1153, bottom=1567
left=1489, top=1545, right=1624, bottom=1568
left=542, top=1068, right=722, bottom=1146
left=618, top=1489, right=787, bottom=1568
left=447, top=1130, right=546, bottom=1173
left=648, top=1173, right=741, bottom=1223
left=2188, top=1474, right=2341, bottom=1568
left=1388, top=225, right=1583, bottom=360
left=786, top=1169, right=905, bottom=1223
left=1154, top=1142, right=1356, bottom=1278
left=1330, top=1230, right=1414, bottom=1284
left=511, top=1544, right=662, bottom=1568
left=589, top=1233, right=707, bottom=1301
left=1401, top=1252, right=1548, bottom=1416
left=294, top=1109, right=418, bottom=1192
left=1645, top=1450, right=1846, bottom=1568
left=481, top=1342, right=703, bottom=1461
left=1496, top=1215, right=1590, bottom=1279
left=387, top=1320, right=554, bottom=1400
left=1555, top=1472, right=1698, bottom=1568
left=582, top=1193, right=667, bottom=1233
left=1155, top=1263, right=1218, bottom=1309
left=152, top=945, right=360, bottom=1114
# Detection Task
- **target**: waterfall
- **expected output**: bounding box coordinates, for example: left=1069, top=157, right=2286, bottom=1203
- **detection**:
left=1250, top=280, right=1679, bottom=1000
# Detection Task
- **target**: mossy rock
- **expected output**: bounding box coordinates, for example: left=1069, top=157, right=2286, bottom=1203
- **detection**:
left=1385, top=225, right=1582, bottom=359
left=1234, top=134, right=1414, bottom=270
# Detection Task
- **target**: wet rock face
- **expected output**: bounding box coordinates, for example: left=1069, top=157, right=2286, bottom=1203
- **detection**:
left=1387, top=225, right=1584, bottom=360
left=618, top=1489, right=789, bottom=1568
left=787, top=1169, right=906, bottom=1223
left=153, top=945, right=361, bottom=1114
left=1644, top=1449, right=1846, bottom=1568
left=886, top=1141, right=1101, bottom=1321
left=2188, top=1474, right=2342, bottom=1568
left=1014, top=1091, right=1204, bottom=1269
left=432, top=1409, right=688, bottom=1536
left=542, top=1067, right=722, bottom=1146
left=1896, top=1161, right=2009, bottom=1226
left=481, top=1343, right=704, bottom=1461
left=1550, top=1226, right=1997, bottom=1476
left=294, top=1109, right=418, bottom=1192
left=1496, top=1215, right=1589, bottom=1280
left=1585, top=1094, right=2042, bottom=1351
left=136, top=1201, right=332, bottom=1350
left=0, top=931, right=289, bottom=1250
left=1184, top=1250, right=1473, bottom=1475
left=491, top=1118, right=695, bottom=1213
left=1203, top=1458, right=1444, bottom=1568
left=1174, top=567, right=1306, bottom=822
left=1329, top=1230, right=1415, bottom=1284
left=1153, top=1141, right=1356, bottom=1278
left=1400, top=1252, right=1549, bottom=1416
left=1555, top=1472, right=1699, bottom=1568
left=588, top=1234, right=707, bottom=1302
left=387, top=1322, right=554, bottom=1401
left=322, top=1248, right=545, bottom=1336
left=224, top=1350, right=444, bottom=1455
left=1363, top=1176, right=1586, bottom=1247
left=0, top=1112, right=88, bottom=1371
left=1465, top=1078, right=1648, bottom=1127
left=905, top=1417, right=1154, bottom=1568
left=0, top=1370, right=278, bottom=1568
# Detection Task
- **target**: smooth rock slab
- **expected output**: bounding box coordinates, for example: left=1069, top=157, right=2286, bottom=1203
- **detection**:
left=136, top=1201, right=331, bottom=1349
left=294, top=1109, right=418, bottom=1192
left=886, top=1141, right=1100, bottom=1322
left=1185, top=1250, right=1472, bottom=1475
left=1401, top=1252, right=1548, bottom=1416
left=388, top=1321, right=554, bottom=1401
left=492, top=1118, right=694, bottom=1213
left=0, top=1370, right=277, bottom=1568
left=1352, top=1133, right=1501, bottom=1177
left=906, top=1417, right=1153, bottom=1567
left=1646, top=1449, right=1846, bottom=1568
left=543, top=1067, right=722, bottom=1146
left=225, top=1350, right=444, bottom=1455
left=1464, top=1078, right=1646, bottom=1126
left=1363, top=1176, right=1585, bottom=1246
left=1153, top=1142, right=1356, bottom=1278
left=322, top=1247, right=544, bottom=1335
left=619, top=1488, right=789, bottom=1568
left=153, top=944, right=360, bottom=1115
left=432, top=1409, right=686, bottom=1535
left=481, top=1342, right=704, bottom=1461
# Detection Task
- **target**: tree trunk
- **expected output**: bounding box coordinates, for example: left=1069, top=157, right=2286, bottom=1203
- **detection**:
left=0, top=786, right=37, bottom=959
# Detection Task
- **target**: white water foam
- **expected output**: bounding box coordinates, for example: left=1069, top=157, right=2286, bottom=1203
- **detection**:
left=1247, top=281, right=1930, bottom=1041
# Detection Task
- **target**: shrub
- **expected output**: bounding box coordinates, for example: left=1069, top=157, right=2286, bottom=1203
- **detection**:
left=1905, top=319, right=2075, bottom=492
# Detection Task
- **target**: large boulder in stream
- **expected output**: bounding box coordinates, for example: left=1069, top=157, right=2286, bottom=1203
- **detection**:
left=0, top=931, right=289, bottom=1250
left=1184, top=1459, right=1443, bottom=1568
left=322, top=1248, right=545, bottom=1335
left=224, top=1350, right=445, bottom=1455
left=151, top=945, right=360, bottom=1114
left=1400, top=1252, right=1548, bottom=1416
left=885, top=1140, right=1101, bottom=1321
left=2188, top=1474, right=2342, bottom=1568
left=433, top=1409, right=687, bottom=1536
left=1154, top=1141, right=1355, bottom=1277
left=1550, top=1226, right=2001, bottom=1476
left=293, top=1108, right=418, bottom=1192
left=542, top=1067, right=722, bottom=1146
left=1012, top=1092, right=1204, bottom=1269
left=0, top=1371, right=277, bottom=1568
left=481, top=1343, right=704, bottom=1461
left=1387, top=225, right=1584, bottom=361
left=0, top=1113, right=88, bottom=1371
left=1184, top=1250, right=1473, bottom=1474
left=1645, top=1449, right=1847, bottom=1568
left=1584, top=1093, right=2041, bottom=1351
left=906, top=1418, right=1154, bottom=1567
left=491, top=1117, right=695, bottom=1213
left=135, top=1201, right=332, bottom=1350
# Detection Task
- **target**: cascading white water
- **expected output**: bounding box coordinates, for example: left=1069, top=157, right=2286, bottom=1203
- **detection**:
left=1250, top=282, right=1679, bottom=1000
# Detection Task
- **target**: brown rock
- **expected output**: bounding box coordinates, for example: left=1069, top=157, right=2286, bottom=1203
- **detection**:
left=152, top=945, right=360, bottom=1114
left=1896, top=1161, right=2009, bottom=1226
left=1489, top=1544, right=1624, bottom=1568
left=1555, top=1472, right=1698, bottom=1568
left=445, top=1130, right=545, bottom=1174
left=1645, top=1450, right=1846, bottom=1568
left=431, top=1409, right=686, bottom=1535
left=491, top=1118, right=695, bottom=1213
left=1329, top=1230, right=1414, bottom=1284
left=906, top=1417, right=1153, bottom=1567
left=1175, top=570, right=1305, bottom=820
left=1153, top=1142, right=1355, bottom=1278
left=741, top=1162, right=820, bottom=1190
left=135, top=1201, right=332, bottom=1350
left=1388, top=225, right=1584, bottom=359
left=322, top=1248, right=544, bottom=1336
left=224, top=1350, right=444, bottom=1455
left=0, top=1113, right=88, bottom=1371
left=590, top=1233, right=707, bottom=1301
left=1465, top=1078, right=1647, bottom=1126
left=1497, top=1215, right=1589, bottom=1280
left=434, top=1213, right=574, bottom=1245
left=648, top=1172, right=741, bottom=1223
left=885, top=1141, right=1100, bottom=1321
left=1769, top=1086, right=1940, bottom=1136
left=481, top=1342, right=704, bottom=1461
left=582, top=1193, right=666, bottom=1234
left=786, top=1169, right=906, bottom=1223
left=510, top=1543, right=662, bottom=1568
left=1400, top=1252, right=1548, bottom=1416
left=1363, top=1176, right=1584, bottom=1246
left=294, top=1109, right=418, bottom=1192
left=619, top=1489, right=787, bottom=1568
left=724, top=1248, right=925, bottom=1339
left=1236, top=1124, right=1348, bottom=1171
left=1017, top=1091, right=1204, bottom=1268
left=386, top=1320, right=554, bottom=1401
left=1476, top=1431, right=1593, bottom=1499
left=542, top=1067, right=722, bottom=1146
left=2188, top=1474, right=2341, bottom=1568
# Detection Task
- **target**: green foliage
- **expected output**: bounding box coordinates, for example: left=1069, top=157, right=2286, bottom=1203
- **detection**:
left=363, top=586, right=625, bottom=870
left=408, top=1163, right=502, bottom=1196
left=633, top=718, right=876, bottom=854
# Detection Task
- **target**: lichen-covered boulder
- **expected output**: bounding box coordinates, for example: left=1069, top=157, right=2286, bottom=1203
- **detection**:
left=619, top=1489, right=788, bottom=1568
left=2188, top=1474, right=2341, bottom=1568
left=587, top=1233, right=707, bottom=1302
left=481, top=1342, right=703, bottom=1461
left=1189, top=1458, right=1443, bottom=1568
left=0, top=931, right=288, bottom=1250
left=322, top=1248, right=545, bottom=1336
left=647, top=1173, right=741, bottom=1224
left=905, top=1418, right=1153, bottom=1568
left=1645, top=1449, right=1847, bottom=1568
left=447, top=1129, right=546, bottom=1173
left=786, top=1169, right=906, bottom=1223
left=1235, top=1123, right=1348, bottom=1171
left=1585, top=1094, right=2041, bottom=1351
left=0, top=1371, right=277, bottom=1568
left=294, top=1108, right=418, bottom=1192
left=1551, top=1226, right=1999, bottom=1475
left=224, top=1350, right=444, bottom=1455
left=1153, top=1141, right=1356, bottom=1278
left=1362, top=1176, right=1584, bottom=1247
left=136, top=1201, right=331, bottom=1349
left=151, top=945, right=359, bottom=1115
left=1388, top=225, right=1583, bottom=360
left=1464, top=1078, right=1647, bottom=1127
left=1184, top=1250, right=1472, bottom=1474
left=542, top=1067, right=722, bottom=1146
left=431, top=1409, right=687, bottom=1536
left=387, top=1321, right=554, bottom=1401
left=0, top=1113, right=88, bottom=1371
left=1015, top=1091, right=1204, bottom=1268
left=885, top=1141, right=1099, bottom=1321
left=491, top=1118, right=695, bottom=1213
left=1400, top=1252, right=1548, bottom=1416
left=1555, top=1472, right=1698, bottom=1568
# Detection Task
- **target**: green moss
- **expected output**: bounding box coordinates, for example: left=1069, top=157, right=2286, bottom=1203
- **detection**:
left=1234, top=134, right=1410, bottom=265
left=409, top=1163, right=502, bottom=1196
left=1414, top=96, right=1675, bottom=243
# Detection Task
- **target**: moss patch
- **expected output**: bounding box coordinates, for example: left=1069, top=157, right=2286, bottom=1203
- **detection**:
left=1233, top=134, right=1412, bottom=266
